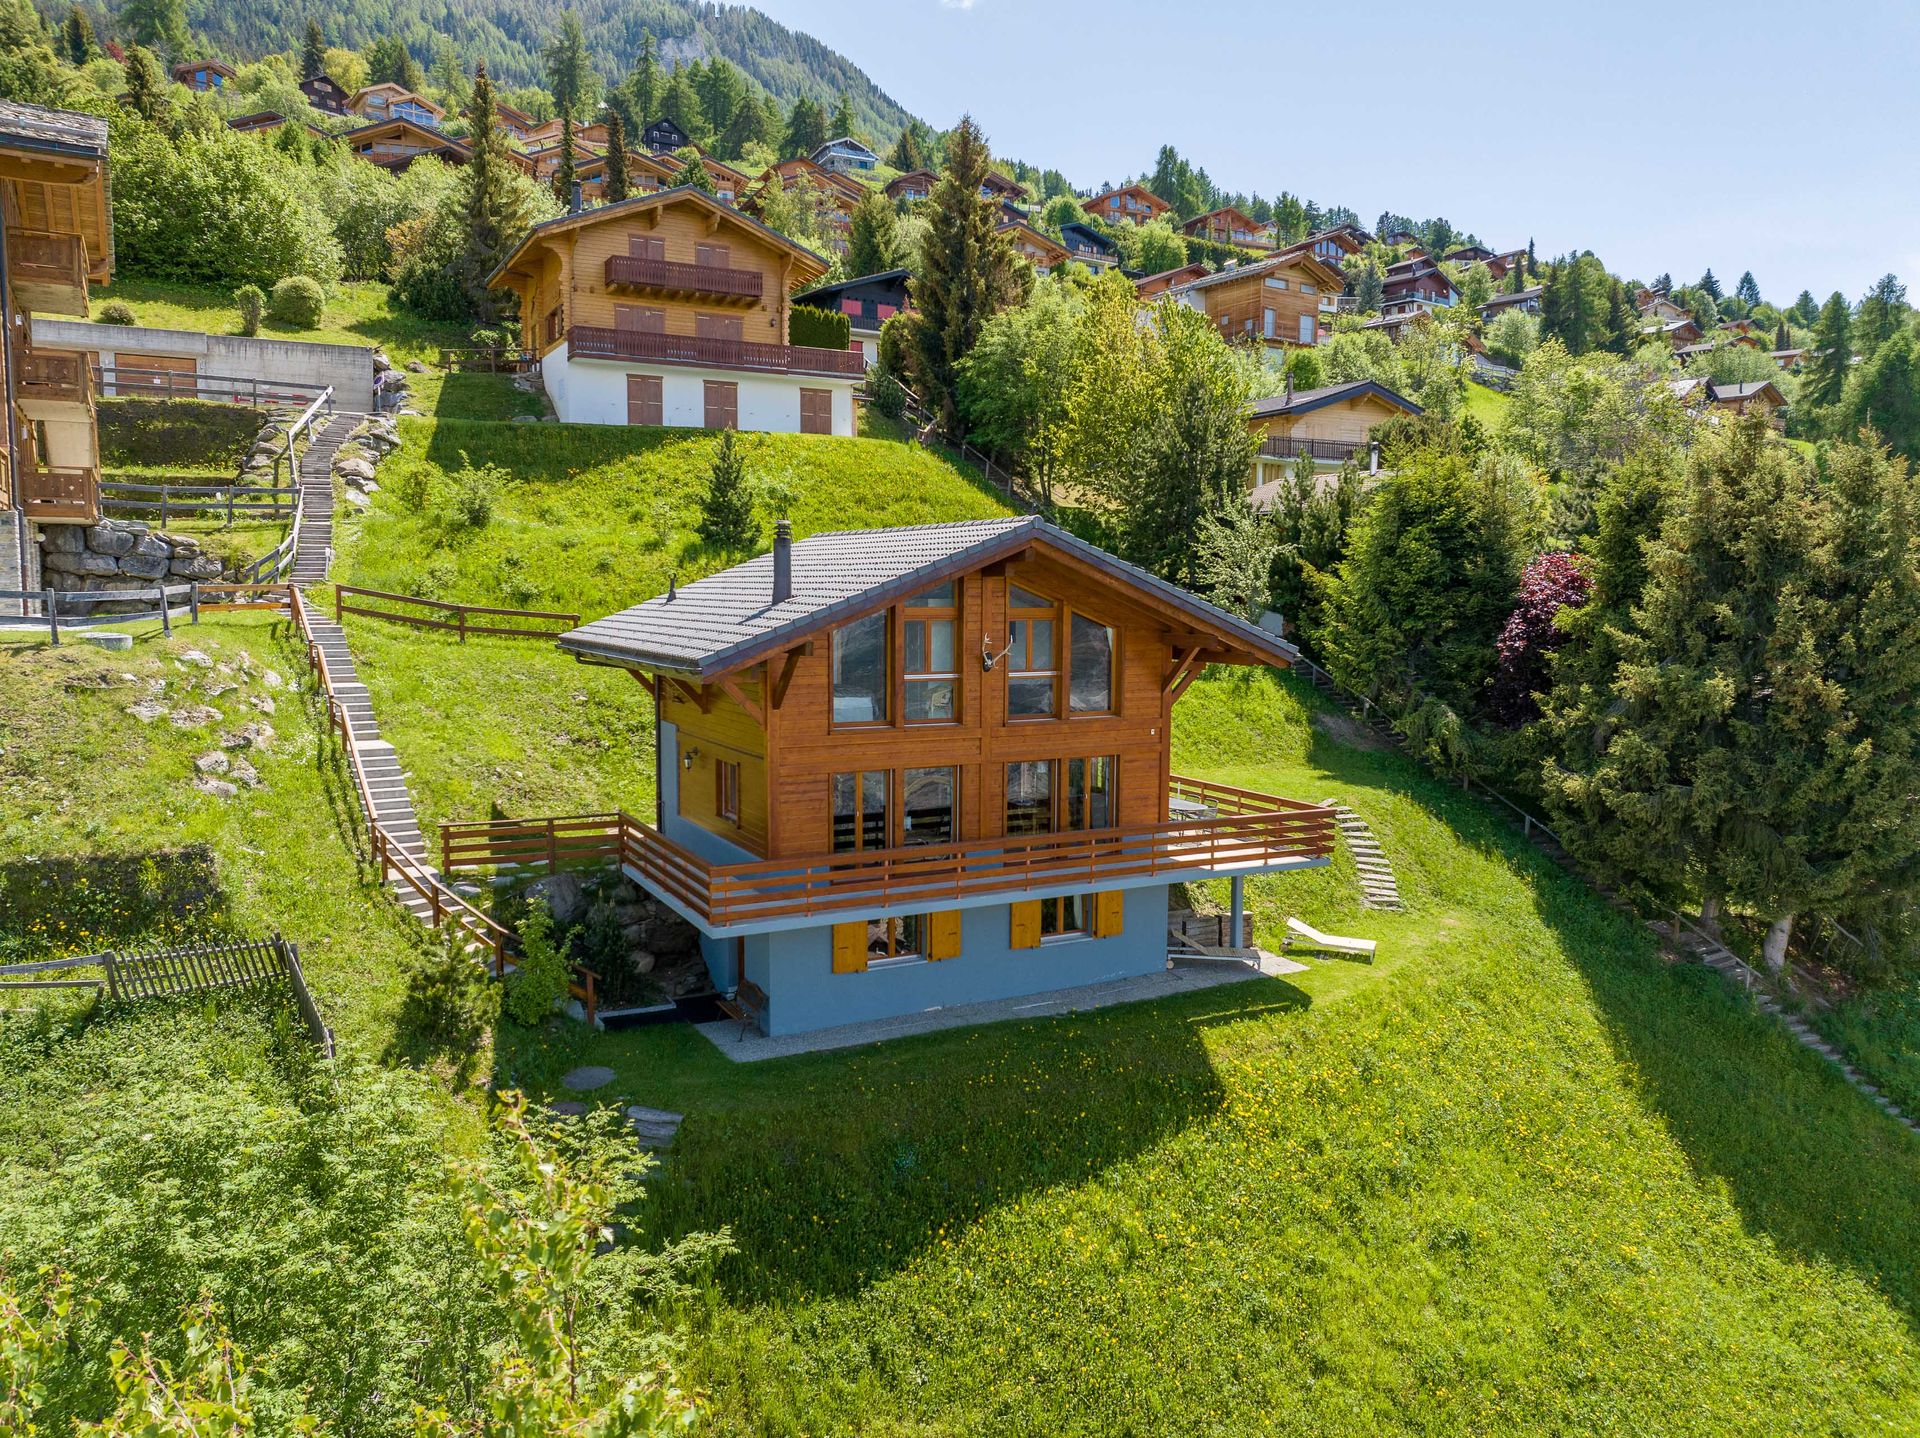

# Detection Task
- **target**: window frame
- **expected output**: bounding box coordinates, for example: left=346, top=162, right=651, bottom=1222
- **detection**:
left=1006, top=584, right=1062, bottom=720
left=1039, top=895, right=1090, bottom=941
left=1067, top=612, right=1117, bottom=716
left=902, top=582, right=961, bottom=725
left=715, top=759, right=741, bottom=825
left=829, top=609, right=890, bottom=727
left=830, top=769, right=892, bottom=853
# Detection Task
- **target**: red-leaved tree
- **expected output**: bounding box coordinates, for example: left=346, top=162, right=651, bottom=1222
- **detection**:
left=1486, top=551, right=1592, bottom=726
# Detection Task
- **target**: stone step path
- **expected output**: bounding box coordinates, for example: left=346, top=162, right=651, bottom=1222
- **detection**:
left=289, top=413, right=360, bottom=586
left=1324, top=799, right=1404, bottom=911
left=555, top=1068, right=685, bottom=1151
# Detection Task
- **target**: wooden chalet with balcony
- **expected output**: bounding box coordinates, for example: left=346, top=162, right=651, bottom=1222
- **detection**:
left=1288, top=224, right=1368, bottom=270
left=171, top=59, right=234, bottom=92
left=1380, top=255, right=1459, bottom=317
left=1182, top=206, right=1269, bottom=250
left=1083, top=184, right=1170, bottom=226
left=489, top=186, right=860, bottom=434
left=1246, top=379, right=1418, bottom=489
left=343, top=117, right=477, bottom=173
left=810, top=136, right=880, bottom=175
left=1165, top=251, right=1345, bottom=351
left=299, top=74, right=352, bottom=115
left=884, top=168, right=936, bottom=203
left=0, top=99, right=112, bottom=602
left=998, top=219, right=1072, bottom=274
left=1058, top=221, right=1119, bottom=272
left=642, top=116, right=690, bottom=152
left=794, top=268, right=909, bottom=363
left=1134, top=261, right=1209, bottom=300
left=554, top=516, right=1334, bottom=1036
left=347, top=84, right=444, bottom=130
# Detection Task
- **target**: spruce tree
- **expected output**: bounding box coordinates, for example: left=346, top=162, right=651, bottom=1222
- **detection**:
left=1602, top=276, right=1636, bottom=355
left=1736, top=270, right=1761, bottom=306
left=885, top=123, right=926, bottom=172
left=542, top=9, right=596, bottom=123
left=121, top=0, right=188, bottom=59
left=828, top=90, right=856, bottom=139
left=1840, top=331, right=1920, bottom=460
left=845, top=190, right=900, bottom=277
left=905, top=114, right=1021, bottom=440
left=1803, top=292, right=1853, bottom=412
left=552, top=113, right=577, bottom=207
left=121, top=45, right=170, bottom=126
left=1853, top=273, right=1909, bottom=359
left=659, top=65, right=706, bottom=145
left=1774, top=319, right=1791, bottom=352
left=602, top=110, right=630, bottom=203
left=460, top=62, right=518, bottom=322
left=615, top=34, right=660, bottom=137
left=669, top=150, right=714, bottom=194
left=1792, top=289, right=1819, bottom=326
left=698, top=430, right=757, bottom=549
left=1697, top=268, right=1722, bottom=300
left=300, top=17, right=325, bottom=79
left=782, top=95, right=826, bottom=159
left=61, top=6, right=96, bottom=65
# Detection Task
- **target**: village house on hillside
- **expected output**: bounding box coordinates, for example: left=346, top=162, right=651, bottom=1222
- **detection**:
left=557, top=515, right=1334, bottom=1037
left=1182, top=206, right=1269, bottom=250
left=347, top=83, right=444, bottom=130
left=1083, top=184, right=1170, bottom=226
left=0, top=99, right=113, bottom=603
left=1164, top=250, right=1345, bottom=351
left=1379, top=254, right=1459, bottom=318
left=171, top=59, right=233, bottom=92
left=299, top=74, right=351, bottom=114
left=489, top=186, right=862, bottom=434
left=809, top=136, right=880, bottom=175
left=794, top=268, right=910, bottom=363
left=1245, top=379, right=1418, bottom=492
left=1058, top=220, right=1119, bottom=272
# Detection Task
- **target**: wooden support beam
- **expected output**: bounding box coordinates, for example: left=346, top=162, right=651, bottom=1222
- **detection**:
left=1162, top=646, right=1201, bottom=695
left=769, top=642, right=811, bottom=710
left=626, top=669, right=658, bottom=703
left=713, top=672, right=766, bottom=727
left=666, top=677, right=711, bottom=713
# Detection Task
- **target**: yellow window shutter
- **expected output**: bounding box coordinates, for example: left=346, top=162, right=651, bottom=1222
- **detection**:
left=1009, top=900, right=1041, bottom=950
left=831, top=920, right=869, bottom=973
left=1093, top=890, right=1125, bottom=939
left=928, top=910, right=961, bottom=961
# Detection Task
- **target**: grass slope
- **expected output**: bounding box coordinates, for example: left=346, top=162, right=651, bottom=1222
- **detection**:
left=487, top=670, right=1920, bottom=1435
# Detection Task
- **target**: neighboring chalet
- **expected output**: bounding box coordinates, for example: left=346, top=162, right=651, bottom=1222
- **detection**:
left=299, top=74, right=352, bottom=115
left=1644, top=315, right=1705, bottom=346
left=1445, top=243, right=1493, bottom=266
left=1480, top=285, right=1543, bottom=319
left=347, top=84, right=444, bottom=130
left=1380, top=255, right=1459, bottom=317
left=227, top=111, right=329, bottom=140
left=1246, top=379, right=1418, bottom=489
left=1058, top=221, right=1119, bottom=272
left=998, top=219, right=1072, bottom=274
left=557, top=515, right=1334, bottom=1036
left=489, top=186, right=861, bottom=434
left=1133, top=261, right=1209, bottom=300
left=980, top=169, right=1029, bottom=204
left=885, top=169, right=936, bottom=204
left=494, top=99, right=537, bottom=142
left=1165, top=251, right=1345, bottom=351
left=1772, top=347, right=1808, bottom=370
left=1669, top=375, right=1788, bottom=421
left=642, top=117, right=690, bottom=152
left=524, top=118, right=610, bottom=150
left=810, top=136, right=881, bottom=175
left=1291, top=224, right=1369, bottom=270
left=1083, top=184, right=1169, bottom=226
left=888, top=167, right=1025, bottom=206
left=0, top=100, right=114, bottom=600
left=1638, top=293, right=1691, bottom=323
left=1182, top=206, right=1268, bottom=250
left=172, top=59, right=234, bottom=92
left=1486, top=248, right=1528, bottom=279
left=794, top=268, right=910, bottom=363
left=343, top=117, right=476, bottom=173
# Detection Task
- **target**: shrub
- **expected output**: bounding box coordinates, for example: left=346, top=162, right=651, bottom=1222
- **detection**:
left=505, top=899, right=571, bottom=1025
left=789, top=303, right=852, bottom=351
left=443, top=458, right=500, bottom=529
left=267, top=275, right=325, bottom=329
left=96, top=300, right=135, bottom=325
left=233, top=283, right=265, bottom=336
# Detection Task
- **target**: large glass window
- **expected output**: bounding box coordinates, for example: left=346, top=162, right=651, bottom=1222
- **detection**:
left=1007, top=585, right=1059, bottom=717
left=1063, top=757, right=1116, bottom=831
left=831, top=612, right=888, bottom=724
left=905, top=582, right=958, bottom=722
left=1005, top=760, right=1053, bottom=836
left=831, top=771, right=890, bottom=852
left=1069, top=614, right=1114, bottom=714
left=902, top=766, right=957, bottom=847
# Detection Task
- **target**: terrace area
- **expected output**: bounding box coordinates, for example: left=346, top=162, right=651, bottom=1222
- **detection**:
left=568, top=324, right=867, bottom=378
left=603, top=254, right=764, bottom=304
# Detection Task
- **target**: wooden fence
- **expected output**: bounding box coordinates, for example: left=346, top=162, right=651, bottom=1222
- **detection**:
left=95, top=364, right=332, bottom=410
left=101, top=477, right=296, bottom=525
left=0, top=581, right=291, bottom=642
left=333, top=586, right=580, bottom=641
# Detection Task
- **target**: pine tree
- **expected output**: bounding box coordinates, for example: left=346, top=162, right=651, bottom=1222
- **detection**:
left=1697, top=268, right=1722, bottom=300
left=1736, top=269, right=1761, bottom=306
left=1792, top=289, right=1819, bottom=326
left=782, top=95, right=826, bottom=160
left=300, top=17, right=325, bottom=79
left=698, top=430, right=757, bottom=549
left=61, top=5, right=96, bottom=65
left=1601, top=276, right=1636, bottom=355
left=669, top=150, right=713, bottom=194
left=845, top=190, right=900, bottom=277
left=1840, top=331, right=1920, bottom=460
left=905, top=115, right=1022, bottom=440
left=1803, top=292, right=1853, bottom=411
left=121, top=44, right=170, bottom=126
left=1774, top=319, right=1791, bottom=352
left=828, top=90, right=856, bottom=140
left=1526, top=236, right=1536, bottom=269
left=659, top=65, right=706, bottom=145
left=460, top=62, right=519, bottom=323
left=716, top=93, right=778, bottom=160
left=1853, top=273, right=1909, bottom=360
left=121, top=0, right=188, bottom=59
left=885, top=124, right=926, bottom=172
left=552, top=113, right=577, bottom=207
left=601, top=110, right=630, bottom=203
left=619, top=34, right=660, bottom=135
left=542, top=9, right=596, bottom=123
left=366, top=35, right=424, bottom=91
left=691, top=55, right=746, bottom=138
left=1350, top=257, right=1384, bottom=313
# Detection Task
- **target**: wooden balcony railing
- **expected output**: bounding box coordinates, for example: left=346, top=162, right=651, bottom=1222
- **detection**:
left=1258, top=435, right=1362, bottom=463
left=569, top=324, right=866, bottom=378
left=16, top=347, right=91, bottom=406
left=439, top=779, right=1336, bottom=933
left=18, top=464, right=99, bottom=522
left=604, top=254, right=764, bottom=302
left=7, top=228, right=87, bottom=310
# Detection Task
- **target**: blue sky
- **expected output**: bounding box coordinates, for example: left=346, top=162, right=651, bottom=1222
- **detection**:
left=750, top=0, right=1919, bottom=304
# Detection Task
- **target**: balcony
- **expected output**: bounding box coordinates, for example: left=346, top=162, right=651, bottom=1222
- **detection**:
left=569, top=324, right=866, bottom=378
left=439, top=777, right=1335, bottom=938
left=15, top=347, right=92, bottom=411
left=17, top=463, right=99, bottom=523
left=1258, top=435, right=1362, bottom=463
left=604, top=254, right=764, bottom=304
left=7, top=229, right=89, bottom=315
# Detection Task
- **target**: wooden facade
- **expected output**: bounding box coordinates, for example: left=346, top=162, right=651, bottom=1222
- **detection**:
left=1083, top=184, right=1170, bottom=225
left=1173, top=252, right=1343, bottom=350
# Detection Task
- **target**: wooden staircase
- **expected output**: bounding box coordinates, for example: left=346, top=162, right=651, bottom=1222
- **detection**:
left=1325, top=801, right=1403, bottom=911
left=289, top=413, right=358, bottom=587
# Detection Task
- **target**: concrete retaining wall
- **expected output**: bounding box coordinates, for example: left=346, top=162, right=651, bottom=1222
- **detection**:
left=35, top=321, right=377, bottom=412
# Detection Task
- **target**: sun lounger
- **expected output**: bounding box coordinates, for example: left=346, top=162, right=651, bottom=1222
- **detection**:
left=1283, top=917, right=1377, bottom=957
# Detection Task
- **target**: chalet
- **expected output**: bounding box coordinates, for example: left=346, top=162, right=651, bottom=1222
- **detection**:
left=525, top=118, right=610, bottom=150
left=1380, top=256, right=1458, bottom=316
left=1167, top=252, right=1346, bottom=351
left=1288, top=224, right=1368, bottom=271
left=1487, top=249, right=1528, bottom=279
left=343, top=117, right=473, bottom=172
left=299, top=74, right=352, bottom=115
left=1445, top=243, right=1493, bottom=266
left=348, top=85, right=444, bottom=130
left=494, top=100, right=537, bottom=142
left=1638, top=293, right=1691, bottom=323
left=1182, top=206, right=1269, bottom=250
left=998, top=219, right=1072, bottom=274
left=794, top=268, right=910, bottom=363
left=1246, top=379, right=1418, bottom=488
left=0, top=99, right=114, bottom=600
left=981, top=169, right=1028, bottom=204
left=688, top=153, right=751, bottom=205
left=1709, top=378, right=1787, bottom=416
left=810, top=136, right=881, bottom=175
left=1058, top=221, right=1119, bottom=272
left=1480, top=285, right=1544, bottom=319
left=557, top=516, right=1334, bottom=1037
left=227, top=111, right=330, bottom=140
left=488, top=186, right=861, bottom=435
left=1133, top=261, right=1210, bottom=300
left=1644, top=315, right=1705, bottom=346
left=1383, top=227, right=1421, bottom=247
left=1772, top=347, right=1808, bottom=370
left=885, top=169, right=936, bottom=204
left=642, top=116, right=690, bottom=152
left=171, top=59, right=234, bottom=92
left=1083, top=184, right=1169, bottom=226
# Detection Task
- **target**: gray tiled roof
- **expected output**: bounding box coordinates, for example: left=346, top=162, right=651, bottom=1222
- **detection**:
left=0, top=99, right=107, bottom=157
left=1247, top=379, right=1420, bottom=420
left=559, top=516, right=1299, bottom=677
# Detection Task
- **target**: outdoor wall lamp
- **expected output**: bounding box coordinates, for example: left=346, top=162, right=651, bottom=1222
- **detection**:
left=682, top=746, right=700, bottom=771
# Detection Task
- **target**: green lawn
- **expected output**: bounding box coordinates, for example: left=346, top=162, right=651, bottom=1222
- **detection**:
left=491, top=669, right=1920, bottom=1435
left=1463, top=378, right=1511, bottom=431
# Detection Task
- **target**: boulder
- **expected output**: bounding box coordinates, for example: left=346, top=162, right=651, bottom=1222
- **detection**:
left=126, top=699, right=169, bottom=723
left=193, top=777, right=238, bottom=800
left=335, top=456, right=377, bottom=484
left=170, top=704, right=221, bottom=728
left=511, top=413, right=540, bottom=424
left=371, top=347, right=394, bottom=374
left=249, top=693, right=276, bottom=715
left=560, top=1065, right=615, bottom=1093
left=176, top=648, right=214, bottom=668
left=525, top=871, right=587, bottom=927
left=405, top=358, right=426, bottom=373
left=159, top=532, right=201, bottom=552
left=230, top=757, right=261, bottom=788
left=85, top=524, right=137, bottom=556
left=194, top=751, right=230, bottom=775
left=220, top=720, right=274, bottom=750
left=627, top=949, right=657, bottom=975
left=44, top=549, right=119, bottom=576
left=169, top=552, right=223, bottom=580
left=118, top=550, right=170, bottom=579
left=131, top=534, right=169, bottom=561
left=341, top=486, right=372, bottom=508
left=40, top=524, right=84, bottom=554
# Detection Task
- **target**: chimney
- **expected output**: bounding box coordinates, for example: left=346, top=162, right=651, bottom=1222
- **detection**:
left=570, top=180, right=584, bottom=214
left=1284, top=372, right=1294, bottom=403
left=772, top=519, right=793, bottom=605
left=666, top=573, right=677, bottom=601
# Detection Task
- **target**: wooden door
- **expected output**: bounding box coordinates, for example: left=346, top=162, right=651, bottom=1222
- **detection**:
left=799, top=387, right=832, bottom=435
left=627, top=373, right=662, bottom=426
left=703, top=380, right=738, bottom=430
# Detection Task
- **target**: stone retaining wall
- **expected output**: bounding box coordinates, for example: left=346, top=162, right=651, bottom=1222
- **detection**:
left=41, top=520, right=223, bottom=613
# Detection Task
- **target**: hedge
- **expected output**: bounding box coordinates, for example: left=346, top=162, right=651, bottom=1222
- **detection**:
left=790, top=304, right=852, bottom=351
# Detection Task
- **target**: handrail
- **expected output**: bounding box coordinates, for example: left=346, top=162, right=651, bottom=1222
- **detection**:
left=94, top=364, right=332, bottom=408
left=333, top=584, right=579, bottom=640
left=603, top=253, right=764, bottom=300
left=567, top=324, right=865, bottom=377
